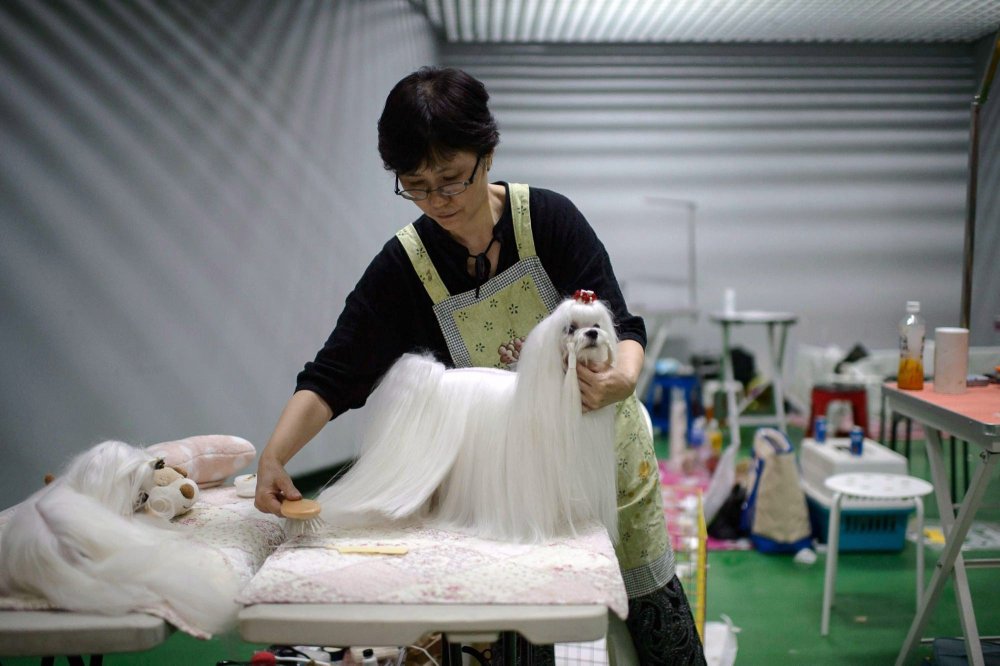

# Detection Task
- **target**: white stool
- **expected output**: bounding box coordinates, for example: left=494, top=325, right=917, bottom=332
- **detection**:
left=820, top=472, right=934, bottom=636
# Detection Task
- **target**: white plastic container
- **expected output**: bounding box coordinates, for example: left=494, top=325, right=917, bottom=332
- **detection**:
left=799, top=437, right=908, bottom=503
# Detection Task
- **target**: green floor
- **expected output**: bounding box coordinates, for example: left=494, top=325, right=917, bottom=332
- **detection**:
left=4, top=427, right=999, bottom=665
left=703, top=425, right=1000, bottom=665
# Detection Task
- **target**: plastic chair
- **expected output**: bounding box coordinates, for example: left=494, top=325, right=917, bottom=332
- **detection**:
left=809, top=383, right=869, bottom=437
left=820, top=472, right=934, bottom=636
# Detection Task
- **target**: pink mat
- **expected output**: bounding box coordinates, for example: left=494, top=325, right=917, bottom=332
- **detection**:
left=659, top=462, right=751, bottom=552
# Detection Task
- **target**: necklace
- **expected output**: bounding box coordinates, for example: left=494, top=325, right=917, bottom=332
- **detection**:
left=469, top=234, right=499, bottom=284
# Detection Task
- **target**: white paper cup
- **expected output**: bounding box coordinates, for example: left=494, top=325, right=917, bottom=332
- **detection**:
left=933, top=327, right=969, bottom=394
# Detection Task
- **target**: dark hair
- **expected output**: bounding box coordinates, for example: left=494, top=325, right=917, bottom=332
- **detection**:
left=377, top=67, right=500, bottom=174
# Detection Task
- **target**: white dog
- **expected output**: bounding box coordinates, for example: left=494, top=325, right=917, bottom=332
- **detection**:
left=318, top=292, right=619, bottom=543
left=0, top=440, right=240, bottom=635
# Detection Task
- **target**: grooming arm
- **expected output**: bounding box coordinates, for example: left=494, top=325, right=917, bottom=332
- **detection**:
left=255, top=390, right=333, bottom=515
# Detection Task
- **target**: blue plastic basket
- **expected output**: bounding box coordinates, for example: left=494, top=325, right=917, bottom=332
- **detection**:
left=806, top=496, right=912, bottom=552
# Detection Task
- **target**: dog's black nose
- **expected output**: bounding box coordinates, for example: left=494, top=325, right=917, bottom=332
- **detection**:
left=585, top=329, right=598, bottom=340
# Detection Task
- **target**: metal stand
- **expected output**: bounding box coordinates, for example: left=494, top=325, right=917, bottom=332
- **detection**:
left=711, top=310, right=797, bottom=447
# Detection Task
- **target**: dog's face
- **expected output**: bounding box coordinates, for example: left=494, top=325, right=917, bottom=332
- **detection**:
left=560, top=301, right=616, bottom=371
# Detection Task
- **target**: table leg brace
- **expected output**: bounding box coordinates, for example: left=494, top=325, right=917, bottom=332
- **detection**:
left=895, top=432, right=999, bottom=666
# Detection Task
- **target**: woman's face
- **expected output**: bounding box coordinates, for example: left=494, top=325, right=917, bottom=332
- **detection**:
left=396, top=150, right=491, bottom=233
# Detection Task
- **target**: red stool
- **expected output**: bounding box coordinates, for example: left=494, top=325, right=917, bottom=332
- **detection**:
left=809, top=383, right=869, bottom=438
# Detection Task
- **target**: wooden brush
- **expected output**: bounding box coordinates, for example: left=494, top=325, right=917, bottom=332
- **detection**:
left=280, top=498, right=325, bottom=536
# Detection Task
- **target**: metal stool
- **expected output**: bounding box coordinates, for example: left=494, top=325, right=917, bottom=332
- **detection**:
left=820, top=472, right=934, bottom=636
left=810, top=383, right=869, bottom=438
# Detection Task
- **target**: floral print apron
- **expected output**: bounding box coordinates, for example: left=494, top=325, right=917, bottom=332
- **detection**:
left=396, top=183, right=674, bottom=599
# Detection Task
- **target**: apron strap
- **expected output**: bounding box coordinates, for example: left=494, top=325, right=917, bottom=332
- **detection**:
left=396, top=184, right=534, bottom=306
left=396, top=224, right=451, bottom=305
left=508, top=183, right=537, bottom=259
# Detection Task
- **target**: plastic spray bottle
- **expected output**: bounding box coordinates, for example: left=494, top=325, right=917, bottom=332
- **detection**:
left=897, top=301, right=925, bottom=390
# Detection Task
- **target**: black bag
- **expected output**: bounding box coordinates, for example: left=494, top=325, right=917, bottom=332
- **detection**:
left=707, top=484, right=749, bottom=540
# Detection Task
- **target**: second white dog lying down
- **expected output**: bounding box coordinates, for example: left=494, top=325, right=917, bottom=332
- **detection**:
left=0, top=440, right=241, bottom=636
left=318, top=295, right=620, bottom=543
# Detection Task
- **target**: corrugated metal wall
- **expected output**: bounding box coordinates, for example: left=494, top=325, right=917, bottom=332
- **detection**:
left=0, top=0, right=437, bottom=508
left=444, top=43, right=980, bottom=370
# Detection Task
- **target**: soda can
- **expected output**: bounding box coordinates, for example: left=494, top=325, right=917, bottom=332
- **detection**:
left=814, top=416, right=827, bottom=443
left=849, top=426, right=864, bottom=456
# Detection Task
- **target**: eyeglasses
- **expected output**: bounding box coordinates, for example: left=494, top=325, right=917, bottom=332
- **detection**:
left=394, top=154, right=482, bottom=201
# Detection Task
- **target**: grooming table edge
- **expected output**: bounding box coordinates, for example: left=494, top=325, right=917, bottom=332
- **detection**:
left=0, top=610, right=172, bottom=657
left=239, top=602, right=609, bottom=646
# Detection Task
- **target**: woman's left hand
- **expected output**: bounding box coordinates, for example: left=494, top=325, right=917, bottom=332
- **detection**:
left=576, top=339, right=644, bottom=411
left=577, top=361, right=634, bottom=411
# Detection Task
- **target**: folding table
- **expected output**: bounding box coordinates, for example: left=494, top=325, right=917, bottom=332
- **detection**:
left=237, top=523, right=628, bottom=666
left=884, top=383, right=1000, bottom=666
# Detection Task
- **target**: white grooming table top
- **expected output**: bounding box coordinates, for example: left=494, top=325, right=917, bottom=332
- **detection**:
left=241, top=602, right=609, bottom=646
left=0, top=610, right=171, bottom=657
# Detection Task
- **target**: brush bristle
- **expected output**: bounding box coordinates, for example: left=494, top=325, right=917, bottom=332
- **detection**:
left=284, top=516, right=326, bottom=537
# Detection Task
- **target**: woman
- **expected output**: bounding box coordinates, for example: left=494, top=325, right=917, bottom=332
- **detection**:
left=254, top=66, right=705, bottom=665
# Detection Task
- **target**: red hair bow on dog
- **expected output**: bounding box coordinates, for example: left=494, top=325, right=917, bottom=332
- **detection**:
left=573, top=289, right=597, bottom=304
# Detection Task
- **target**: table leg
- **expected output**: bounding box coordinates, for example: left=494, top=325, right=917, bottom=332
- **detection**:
left=881, top=390, right=888, bottom=446
left=895, top=432, right=999, bottom=666
left=950, top=436, right=958, bottom=504
left=821, top=492, right=843, bottom=636
left=719, top=322, right=740, bottom=447
left=637, top=316, right=672, bottom=401
left=769, top=322, right=789, bottom=435
left=930, top=430, right=982, bottom=664
left=441, top=635, right=463, bottom=666
left=914, top=497, right=925, bottom=610
left=503, top=631, right=519, bottom=666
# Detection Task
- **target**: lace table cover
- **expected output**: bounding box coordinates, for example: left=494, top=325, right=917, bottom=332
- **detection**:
left=238, top=522, right=628, bottom=620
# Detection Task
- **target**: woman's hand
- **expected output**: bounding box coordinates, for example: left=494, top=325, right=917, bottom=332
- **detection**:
left=577, top=361, right=634, bottom=411
left=253, top=389, right=332, bottom=516
left=576, top=339, right=644, bottom=411
left=254, top=453, right=302, bottom=516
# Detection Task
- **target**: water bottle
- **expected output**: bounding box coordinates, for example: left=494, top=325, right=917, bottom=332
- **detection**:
left=897, top=301, right=925, bottom=390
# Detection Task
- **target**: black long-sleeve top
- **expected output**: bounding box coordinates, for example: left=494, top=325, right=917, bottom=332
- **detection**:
left=296, top=183, right=645, bottom=419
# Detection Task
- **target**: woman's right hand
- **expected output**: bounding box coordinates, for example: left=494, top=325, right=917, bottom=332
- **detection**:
left=254, top=389, right=333, bottom=516
left=254, top=453, right=302, bottom=516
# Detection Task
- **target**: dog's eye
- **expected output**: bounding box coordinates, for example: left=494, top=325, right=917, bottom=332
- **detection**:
left=565, top=324, right=577, bottom=334
left=592, top=323, right=601, bottom=329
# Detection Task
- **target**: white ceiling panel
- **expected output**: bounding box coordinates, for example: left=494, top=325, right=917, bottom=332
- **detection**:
left=413, top=0, right=1000, bottom=43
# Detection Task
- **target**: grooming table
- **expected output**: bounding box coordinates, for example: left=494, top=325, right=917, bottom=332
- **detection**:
left=0, top=487, right=284, bottom=660
left=237, top=523, right=628, bottom=662
left=885, top=383, right=1000, bottom=666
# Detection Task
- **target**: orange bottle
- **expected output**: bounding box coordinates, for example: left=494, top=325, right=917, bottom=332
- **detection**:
left=897, top=301, right=925, bottom=390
